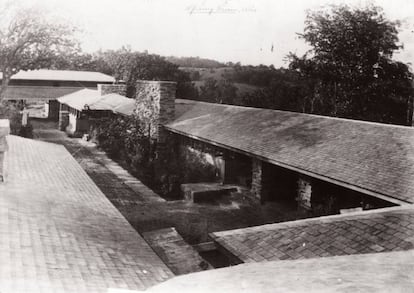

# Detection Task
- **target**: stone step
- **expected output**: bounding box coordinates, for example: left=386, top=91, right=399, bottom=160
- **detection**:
left=143, top=227, right=213, bottom=275
left=193, top=241, right=216, bottom=252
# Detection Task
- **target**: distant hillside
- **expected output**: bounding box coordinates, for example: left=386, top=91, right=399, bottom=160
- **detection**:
left=192, top=81, right=260, bottom=95
left=166, top=56, right=226, bottom=68
left=180, top=66, right=261, bottom=96
left=180, top=66, right=229, bottom=79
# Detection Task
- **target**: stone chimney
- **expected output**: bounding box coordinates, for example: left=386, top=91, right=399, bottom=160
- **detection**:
left=0, top=119, right=10, bottom=182
left=97, top=84, right=127, bottom=96
left=134, top=80, right=177, bottom=144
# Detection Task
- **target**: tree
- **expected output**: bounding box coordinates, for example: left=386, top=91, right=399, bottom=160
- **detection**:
left=0, top=2, right=78, bottom=101
left=48, top=52, right=99, bottom=72
left=199, top=77, right=238, bottom=104
left=241, top=69, right=314, bottom=112
left=91, top=48, right=198, bottom=99
left=289, top=4, right=413, bottom=125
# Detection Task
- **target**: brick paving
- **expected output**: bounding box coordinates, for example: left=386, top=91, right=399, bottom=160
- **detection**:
left=32, top=121, right=163, bottom=206
left=211, top=206, right=414, bottom=263
left=0, top=135, right=173, bottom=293
left=78, top=141, right=165, bottom=203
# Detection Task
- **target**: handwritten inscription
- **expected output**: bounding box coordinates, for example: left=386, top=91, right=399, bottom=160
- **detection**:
left=186, top=0, right=256, bottom=15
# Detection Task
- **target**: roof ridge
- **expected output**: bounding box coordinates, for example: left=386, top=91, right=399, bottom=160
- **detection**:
left=59, top=88, right=98, bottom=99
left=211, top=205, right=414, bottom=238
left=175, top=99, right=413, bottom=130
left=13, top=69, right=112, bottom=75
left=1, top=69, right=115, bottom=82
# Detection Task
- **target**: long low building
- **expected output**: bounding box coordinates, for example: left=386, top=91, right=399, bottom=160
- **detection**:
left=127, top=81, right=414, bottom=218
left=1, top=69, right=116, bottom=119
left=169, top=99, right=414, bottom=206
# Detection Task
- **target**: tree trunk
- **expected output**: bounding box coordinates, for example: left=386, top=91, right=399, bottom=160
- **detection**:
left=0, top=71, right=11, bottom=103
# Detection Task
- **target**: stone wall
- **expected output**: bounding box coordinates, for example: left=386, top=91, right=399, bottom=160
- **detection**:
left=98, top=84, right=127, bottom=96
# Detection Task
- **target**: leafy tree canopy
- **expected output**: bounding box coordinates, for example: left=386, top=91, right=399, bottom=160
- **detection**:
left=165, top=56, right=226, bottom=68
left=0, top=2, right=79, bottom=100
left=289, top=4, right=413, bottom=125
left=94, top=47, right=196, bottom=98
left=47, top=46, right=199, bottom=100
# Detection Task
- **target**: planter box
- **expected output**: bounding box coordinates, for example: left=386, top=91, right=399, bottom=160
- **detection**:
left=181, top=182, right=238, bottom=203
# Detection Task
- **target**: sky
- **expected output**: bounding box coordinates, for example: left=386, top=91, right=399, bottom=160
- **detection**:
left=12, top=0, right=414, bottom=67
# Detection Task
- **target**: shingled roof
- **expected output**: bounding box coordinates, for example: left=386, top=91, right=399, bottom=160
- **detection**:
left=168, top=99, right=414, bottom=204
left=58, top=89, right=134, bottom=114
left=58, top=88, right=101, bottom=110
left=210, top=206, right=414, bottom=264
left=147, top=250, right=414, bottom=293
left=1, top=69, right=115, bottom=83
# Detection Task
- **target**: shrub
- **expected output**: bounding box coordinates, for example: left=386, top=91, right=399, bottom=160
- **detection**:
left=91, top=115, right=156, bottom=185
left=92, top=116, right=218, bottom=199
left=0, top=101, right=33, bottom=137
left=18, top=124, right=33, bottom=138
left=154, top=135, right=218, bottom=198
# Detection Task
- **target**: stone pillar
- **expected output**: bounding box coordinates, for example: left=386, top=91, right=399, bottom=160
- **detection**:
left=98, top=84, right=127, bottom=96
left=0, top=119, right=10, bottom=182
left=251, top=158, right=263, bottom=201
left=158, top=82, right=176, bottom=144
left=296, top=176, right=312, bottom=210
left=134, top=80, right=177, bottom=144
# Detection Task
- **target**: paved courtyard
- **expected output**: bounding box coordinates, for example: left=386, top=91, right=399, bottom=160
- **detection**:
left=31, top=119, right=310, bottom=245
left=0, top=135, right=172, bottom=293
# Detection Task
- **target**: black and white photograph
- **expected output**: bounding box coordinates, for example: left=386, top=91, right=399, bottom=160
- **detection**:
left=0, top=0, right=413, bottom=292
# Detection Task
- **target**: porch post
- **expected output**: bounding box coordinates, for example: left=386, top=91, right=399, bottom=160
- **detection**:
left=0, top=119, right=10, bottom=182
